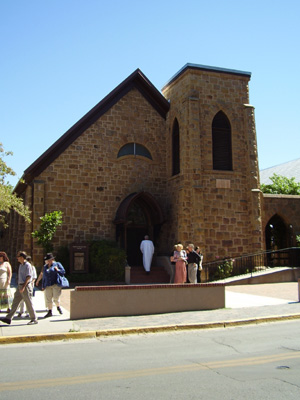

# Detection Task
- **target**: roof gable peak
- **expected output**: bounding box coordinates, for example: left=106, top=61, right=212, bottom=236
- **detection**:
left=16, top=69, right=169, bottom=192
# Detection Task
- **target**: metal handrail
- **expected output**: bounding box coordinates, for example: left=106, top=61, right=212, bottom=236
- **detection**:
left=202, top=247, right=300, bottom=282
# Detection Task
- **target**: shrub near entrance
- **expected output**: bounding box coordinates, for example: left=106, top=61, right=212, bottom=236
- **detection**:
left=213, top=258, right=234, bottom=280
left=89, top=240, right=126, bottom=282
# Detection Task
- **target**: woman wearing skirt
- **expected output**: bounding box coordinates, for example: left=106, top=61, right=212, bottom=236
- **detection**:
left=171, top=244, right=187, bottom=284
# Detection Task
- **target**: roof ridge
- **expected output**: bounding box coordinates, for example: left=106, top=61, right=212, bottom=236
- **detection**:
left=15, top=69, right=170, bottom=194
left=261, top=157, right=300, bottom=171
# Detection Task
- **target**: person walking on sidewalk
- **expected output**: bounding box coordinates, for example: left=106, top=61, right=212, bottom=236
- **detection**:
left=0, top=251, right=38, bottom=325
left=41, top=253, right=65, bottom=318
left=17, top=255, right=37, bottom=318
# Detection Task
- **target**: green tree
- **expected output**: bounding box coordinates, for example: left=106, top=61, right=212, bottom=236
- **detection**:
left=260, top=174, right=300, bottom=195
left=32, top=210, right=63, bottom=253
left=0, top=142, right=31, bottom=227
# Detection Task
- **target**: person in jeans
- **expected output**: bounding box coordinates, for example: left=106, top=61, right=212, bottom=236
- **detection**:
left=0, top=251, right=38, bottom=325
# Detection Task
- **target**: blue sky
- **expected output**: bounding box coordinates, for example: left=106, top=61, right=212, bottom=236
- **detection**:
left=1, top=0, right=299, bottom=187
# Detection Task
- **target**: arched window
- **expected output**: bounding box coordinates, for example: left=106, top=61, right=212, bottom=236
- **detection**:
left=212, top=111, right=232, bottom=171
left=117, top=143, right=152, bottom=160
left=172, top=118, right=180, bottom=175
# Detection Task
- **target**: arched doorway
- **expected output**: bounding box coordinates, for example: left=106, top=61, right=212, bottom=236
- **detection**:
left=114, top=192, right=164, bottom=266
left=265, top=214, right=287, bottom=250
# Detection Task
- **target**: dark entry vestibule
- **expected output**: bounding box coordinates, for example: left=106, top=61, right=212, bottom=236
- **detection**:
left=114, top=192, right=164, bottom=266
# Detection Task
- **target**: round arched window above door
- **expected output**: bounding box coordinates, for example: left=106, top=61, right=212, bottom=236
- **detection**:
left=117, top=143, right=152, bottom=160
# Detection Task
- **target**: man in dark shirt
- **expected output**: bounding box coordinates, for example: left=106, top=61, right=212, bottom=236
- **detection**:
left=187, top=244, right=201, bottom=283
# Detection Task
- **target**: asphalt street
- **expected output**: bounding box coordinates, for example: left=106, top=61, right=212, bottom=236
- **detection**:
left=0, top=319, right=299, bottom=399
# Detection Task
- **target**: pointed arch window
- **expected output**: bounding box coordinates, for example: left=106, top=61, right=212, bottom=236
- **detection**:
left=172, top=118, right=180, bottom=175
left=117, top=143, right=152, bottom=160
left=212, top=111, right=232, bottom=171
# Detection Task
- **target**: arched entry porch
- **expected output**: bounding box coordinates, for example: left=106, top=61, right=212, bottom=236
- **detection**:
left=265, top=214, right=288, bottom=250
left=114, top=192, right=164, bottom=266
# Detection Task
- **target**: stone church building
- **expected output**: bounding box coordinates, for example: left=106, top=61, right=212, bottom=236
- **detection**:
left=3, top=63, right=300, bottom=268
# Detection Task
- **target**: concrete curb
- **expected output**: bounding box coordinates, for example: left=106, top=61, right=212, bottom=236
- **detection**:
left=95, top=313, right=300, bottom=336
left=1, top=313, right=300, bottom=345
left=0, top=330, right=96, bottom=345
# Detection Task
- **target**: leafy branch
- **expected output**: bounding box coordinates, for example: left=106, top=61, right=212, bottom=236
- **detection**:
left=32, top=210, right=63, bottom=253
left=0, top=142, right=31, bottom=227
left=261, top=174, right=300, bottom=195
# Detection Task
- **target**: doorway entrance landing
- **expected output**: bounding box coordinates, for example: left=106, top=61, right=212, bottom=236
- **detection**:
left=114, top=192, right=164, bottom=266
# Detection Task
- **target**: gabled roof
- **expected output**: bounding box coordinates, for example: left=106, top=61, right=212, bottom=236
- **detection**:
left=15, top=69, right=170, bottom=194
left=260, top=158, right=300, bottom=185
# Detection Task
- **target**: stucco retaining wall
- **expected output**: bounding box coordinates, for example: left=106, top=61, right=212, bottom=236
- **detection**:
left=70, top=283, right=225, bottom=320
left=225, top=268, right=300, bottom=286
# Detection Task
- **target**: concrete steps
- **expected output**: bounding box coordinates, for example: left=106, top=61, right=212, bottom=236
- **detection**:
left=130, top=265, right=170, bottom=284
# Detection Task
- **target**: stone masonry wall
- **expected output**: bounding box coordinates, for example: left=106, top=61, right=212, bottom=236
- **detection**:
left=263, top=194, right=300, bottom=245
left=25, top=88, right=169, bottom=265
left=4, top=67, right=300, bottom=271
left=162, top=68, right=263, bottom=262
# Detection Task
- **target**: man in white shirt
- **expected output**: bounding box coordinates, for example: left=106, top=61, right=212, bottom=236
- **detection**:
left=0, top=251, right=38, bottom=325
left=140, top=235, right=154, bottom=274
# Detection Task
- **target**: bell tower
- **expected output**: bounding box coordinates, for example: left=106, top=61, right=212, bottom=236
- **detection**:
left=162, top=64, right=263, bottom=261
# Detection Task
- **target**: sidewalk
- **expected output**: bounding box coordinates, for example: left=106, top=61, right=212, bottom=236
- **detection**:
left=0, top=282, right=299, bottom=344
